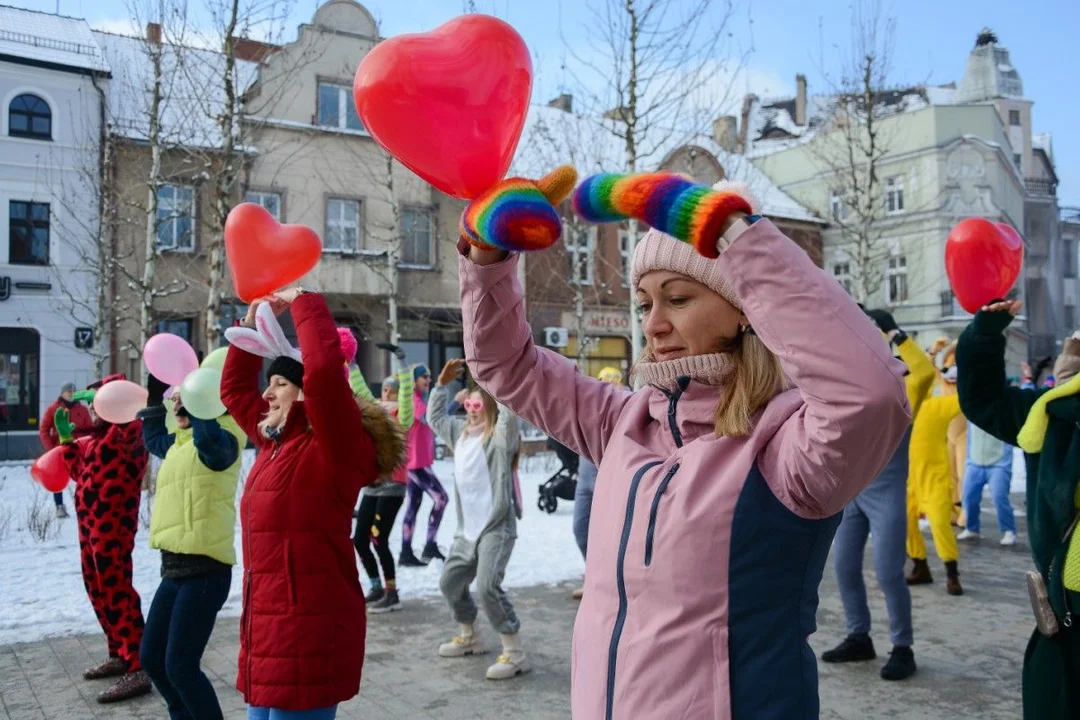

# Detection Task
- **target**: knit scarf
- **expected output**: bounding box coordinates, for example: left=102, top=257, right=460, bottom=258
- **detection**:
left=1017, top=370, right=1080, bottom=453
left=633, top=352, right=733, bottom=390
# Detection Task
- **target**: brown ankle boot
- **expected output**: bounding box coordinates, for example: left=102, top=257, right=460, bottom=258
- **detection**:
left=945, top=561, right=963, bottom=596
left=906, top=558, right=933, bottom=585
left=83, top=656, right=127, bottom=680
left=96, top=671, right=151, bottom=703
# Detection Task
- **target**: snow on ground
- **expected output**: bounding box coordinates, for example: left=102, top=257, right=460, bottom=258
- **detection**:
left=0, top=451, right=583, bottom=645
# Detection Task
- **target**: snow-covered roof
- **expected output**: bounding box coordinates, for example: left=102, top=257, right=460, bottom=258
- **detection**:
left=0, top=5, right=110, bottom=74
left=1033, top=132, right=1053, bottom=161
left=513, top=104, right=822, bottom=224
left=94, top=30, right=259, bottom=149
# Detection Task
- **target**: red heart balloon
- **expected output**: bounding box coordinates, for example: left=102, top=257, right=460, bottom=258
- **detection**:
left=31, top=446, right=69, bottom=493
left=225, top=203, right=322, bottom=302
left=945, top=218, right=1024, bottom=314
left=353, top=15, right=532, bottom=200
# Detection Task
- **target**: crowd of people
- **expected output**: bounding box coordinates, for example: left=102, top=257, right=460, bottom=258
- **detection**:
left=35, top=170, right=1079, bottom=720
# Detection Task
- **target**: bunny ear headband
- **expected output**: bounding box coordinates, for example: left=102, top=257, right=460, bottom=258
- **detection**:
left=224, top=302, right=302, bottom=363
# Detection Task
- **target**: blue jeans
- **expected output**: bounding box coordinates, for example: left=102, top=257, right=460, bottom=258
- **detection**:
left=247, top=706, right=338, bottom=719
left=833, top=434, right=913, bottom=647
left=573, top=458, right=597, bottom=558
left=140, top=570, right=231, bottom=720
left=962, top=462, right=1016, bottom=533
left=53, top=492, right=64, bottom=506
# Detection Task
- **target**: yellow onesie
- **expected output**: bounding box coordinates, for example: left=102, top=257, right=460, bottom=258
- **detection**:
left=907, top=387, right=962, bottom=563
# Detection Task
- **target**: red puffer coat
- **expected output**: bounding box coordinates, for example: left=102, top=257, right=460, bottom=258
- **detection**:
left=221, top=293, right=378, bottom=711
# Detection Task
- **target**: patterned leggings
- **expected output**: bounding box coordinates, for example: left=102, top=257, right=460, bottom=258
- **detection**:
left=401, top=467, right=448, bottom=549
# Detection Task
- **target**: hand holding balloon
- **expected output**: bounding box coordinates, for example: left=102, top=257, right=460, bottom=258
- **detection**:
left=945, top=218, right=1024, bottom=313
left=225, top=203, right=321, bottom=303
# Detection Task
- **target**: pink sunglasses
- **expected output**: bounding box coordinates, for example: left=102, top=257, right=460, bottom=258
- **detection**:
left=463, top=398, right=484, bottom=412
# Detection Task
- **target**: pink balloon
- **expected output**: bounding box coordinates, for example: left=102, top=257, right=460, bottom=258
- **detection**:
left=143, top=333, right=199, bottom=386
left=93, top=380, right=149, bottom=424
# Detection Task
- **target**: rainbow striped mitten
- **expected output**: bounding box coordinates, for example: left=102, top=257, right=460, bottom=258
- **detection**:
left=459, top=165, right=578, bottom=252
left=572, top=173, right=755, bottom=259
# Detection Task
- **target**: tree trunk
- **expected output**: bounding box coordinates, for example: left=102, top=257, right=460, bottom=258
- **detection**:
left=571, top=228, right=588, bottom=367
left=625, top=0, right=644, bottom=363
left=140, top=31, right=165, bottom=380
left=95, top=129, right=116, bottom=377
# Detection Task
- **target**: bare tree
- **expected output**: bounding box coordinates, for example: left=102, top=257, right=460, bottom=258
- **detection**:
left=562, top=0, right=743, bottom=358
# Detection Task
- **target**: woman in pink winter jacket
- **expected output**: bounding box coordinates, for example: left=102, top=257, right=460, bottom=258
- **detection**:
left=456, top=171, right=911, bottom=719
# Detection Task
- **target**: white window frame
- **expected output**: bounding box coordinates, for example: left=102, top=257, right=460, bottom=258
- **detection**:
left=566, top=226, right=596, bottom=286
left=885, top=253, right=908, bottom=304
left=317, top=82, right=365, bottom=132
left=884, top=176, right=904, bottom=215
left=829, top=189, right=846, bottom=221
left=245, top=190, right=282, bottom=220
left=619, top=228, right=632, bottom=287
left=400, top=207, right=435, bottom=268
left=156, top=184, right=195, bottom=252
left=325, top=198, right=361, bottom=253
left=832, top=261, right=853, bottom=295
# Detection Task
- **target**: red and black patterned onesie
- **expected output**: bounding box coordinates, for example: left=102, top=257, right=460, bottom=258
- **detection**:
left=61, top=420, right=148, bottom=672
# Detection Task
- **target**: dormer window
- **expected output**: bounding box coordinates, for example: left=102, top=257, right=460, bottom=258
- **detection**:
left=8, top=93, right=52, bottom=140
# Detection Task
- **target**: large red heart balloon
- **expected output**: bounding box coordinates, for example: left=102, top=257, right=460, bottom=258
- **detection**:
left=225, top=203, right=322, bottom=302
left=945, top=218, right=1024, bottom=313
left=31, top=446, right=69, bottom=493
left=353, top=15, right=532, bottom=200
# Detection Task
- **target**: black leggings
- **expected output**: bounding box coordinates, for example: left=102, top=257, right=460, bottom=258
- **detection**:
left=354, top=494, right=405, bottom=583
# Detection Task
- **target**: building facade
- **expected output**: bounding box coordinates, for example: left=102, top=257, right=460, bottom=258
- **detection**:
left=0, top=7, right=110, bottom=459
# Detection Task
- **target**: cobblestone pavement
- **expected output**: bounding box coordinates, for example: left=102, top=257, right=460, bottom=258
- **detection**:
left=1, top=505, right=1032, bottom=719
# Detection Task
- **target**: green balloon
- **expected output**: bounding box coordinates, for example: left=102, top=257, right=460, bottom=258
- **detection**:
left=201, top=347, right=228, bottom=372
left=179, top=368, right=226, bottom=420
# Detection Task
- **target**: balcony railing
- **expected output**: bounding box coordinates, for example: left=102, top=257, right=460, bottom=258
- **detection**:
left=1026, top=177, right=1058, bottom=197
left=1062, top=206, right=1080, bottom=224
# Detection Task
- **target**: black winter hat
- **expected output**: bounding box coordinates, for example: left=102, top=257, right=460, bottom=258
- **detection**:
left=267, top=356, right=304, bottom=389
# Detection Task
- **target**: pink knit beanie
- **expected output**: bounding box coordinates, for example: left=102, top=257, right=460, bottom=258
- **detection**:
left=337, top=327, right=358, bottom=363
left=630, top=180, right=759, bottom=310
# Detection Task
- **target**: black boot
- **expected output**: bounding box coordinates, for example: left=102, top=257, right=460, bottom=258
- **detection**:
left=880, top=646, right=917, bottom=680
left=422, top=540, right=446, bottom=561
left=370, top=588, right=401, bottom=613
left=945, top=561, right=964, bottom=596
left=821, top=633, right=876, bottom=663
left=399, top=546, right=428, bottom=567
left=365, top=586, right=385, bottom=604
left=905, top=558, right=933, bottom=585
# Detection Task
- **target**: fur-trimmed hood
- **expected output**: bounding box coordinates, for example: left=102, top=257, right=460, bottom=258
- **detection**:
left=355, top=395, right=407, bottom=477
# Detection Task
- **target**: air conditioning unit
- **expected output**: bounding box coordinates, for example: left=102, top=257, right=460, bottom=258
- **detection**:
left=543, top=327, right=569, bottom=348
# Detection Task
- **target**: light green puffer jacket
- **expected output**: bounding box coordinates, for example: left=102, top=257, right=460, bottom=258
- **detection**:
left=149, top=415, right=246, bottom=565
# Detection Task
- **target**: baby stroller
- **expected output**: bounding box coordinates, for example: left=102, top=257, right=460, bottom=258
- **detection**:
left=538, top=438, right=578, bottom=513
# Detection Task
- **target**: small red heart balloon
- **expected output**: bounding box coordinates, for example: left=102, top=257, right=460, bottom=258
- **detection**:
left=945, top=218, right=1025, bottom=313
left=225, top=203, right=322, bottom=303
left=353, top=15, right=532, bottom=200
left=31, top=446, right=69, bottom=493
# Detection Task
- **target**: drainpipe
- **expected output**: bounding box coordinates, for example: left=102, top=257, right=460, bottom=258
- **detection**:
left=89, top=70, right=118, bottom=375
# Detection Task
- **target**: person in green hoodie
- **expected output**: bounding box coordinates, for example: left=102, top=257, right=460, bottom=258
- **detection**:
left=136, top=372, right=246, bottom=720
left=955, top=299, right=1080, bottom=720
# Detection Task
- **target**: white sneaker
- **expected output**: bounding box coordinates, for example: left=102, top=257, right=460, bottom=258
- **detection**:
left=1000, top=531, right=1017, bottom=546
left=438, top=625, right=487, bottom=658
left=956, top=529, right=980, bottom=541
left=486, top=651, right=531, bottom=680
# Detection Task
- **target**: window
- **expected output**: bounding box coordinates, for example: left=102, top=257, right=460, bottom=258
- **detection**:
left=886, top=254, right=908, bottom=304
left=0, top=328, right=40, bottom=431
left=156, top=318, right=193, bottom=343
left=9, top=201, right=50, bottom=266
left=566, top=227, right=595, bottom=286
left=829, top=190, right=846, bottom=221
left=1009, top=109, right=1021, bottom=126
left=884, top=176, right=904, bottom=214
left=832, top=261, right=852, bottom=294
left=1013, top=154, right=1022, bottom=170
left=401, top=208, right=434, bottom=267
left=317, top=83, right=364, bottom=132
left=619, top=229, right=632, bottom=287
left=325, top=198, right=361, bottom=252
left=244, top=190, right=281, bottom=220
left=156, top=185, right=195, bottom=251
left=1064, top=238, right=1077, bottom=278
left=8, top=93, right=51, bottom=140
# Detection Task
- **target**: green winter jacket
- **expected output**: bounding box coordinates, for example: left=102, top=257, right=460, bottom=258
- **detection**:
left=956, top=309, right=1080, bottom=623
left=149, top=414, right=246, bottom=565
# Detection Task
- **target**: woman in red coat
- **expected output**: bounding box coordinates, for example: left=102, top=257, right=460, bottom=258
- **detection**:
left=221, top=287, right=379, bottom=719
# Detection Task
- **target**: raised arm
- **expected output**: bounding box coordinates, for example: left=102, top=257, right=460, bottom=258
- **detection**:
left=137, top=405, right=175, bottom=460
left=397, top=368, right=415, bottom=430
left=458, top=241, right=632, bottom=463
left=493, top=401, right=521, bottom=453
left=896, top=336, right=937, bottom=420
left=955, top=302, right=1041, bottom=445
left=190, top=416, right=240, bottom=471
left=289, top=291, right=376, bottom=478
left=221, top=339, right=270, bottom=448
left=349, top=364, right=377, bottom=402
left=426, top=368, right=465, bottom=448
left=726, top=220, right=911, bottom=519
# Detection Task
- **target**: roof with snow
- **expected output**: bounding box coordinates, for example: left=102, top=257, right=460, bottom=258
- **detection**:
left=0, top=5, right=110, bottom=74
left=93, top=30, right=259, bottom=149
left=513, top=104, right=822, bottom=224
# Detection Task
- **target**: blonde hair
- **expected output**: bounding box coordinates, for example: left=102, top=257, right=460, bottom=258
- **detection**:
left=466, top=385, right=501, bottom=444
left=712, top=331, right=786, bottom=437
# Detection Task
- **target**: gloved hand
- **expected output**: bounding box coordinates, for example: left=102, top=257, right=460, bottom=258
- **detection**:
left=460, top=165, right=578, bottom=252
left=146, top=373, right=169, bottom=407
left=866, top=309, right=899, bottom=334
left=54, top=406, right=76, bottom=444
left=71, top=389, right=95, bottom=404
left=438, top=358, right=466, bottom=387
left=375, top=342, right=407, bottom=363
